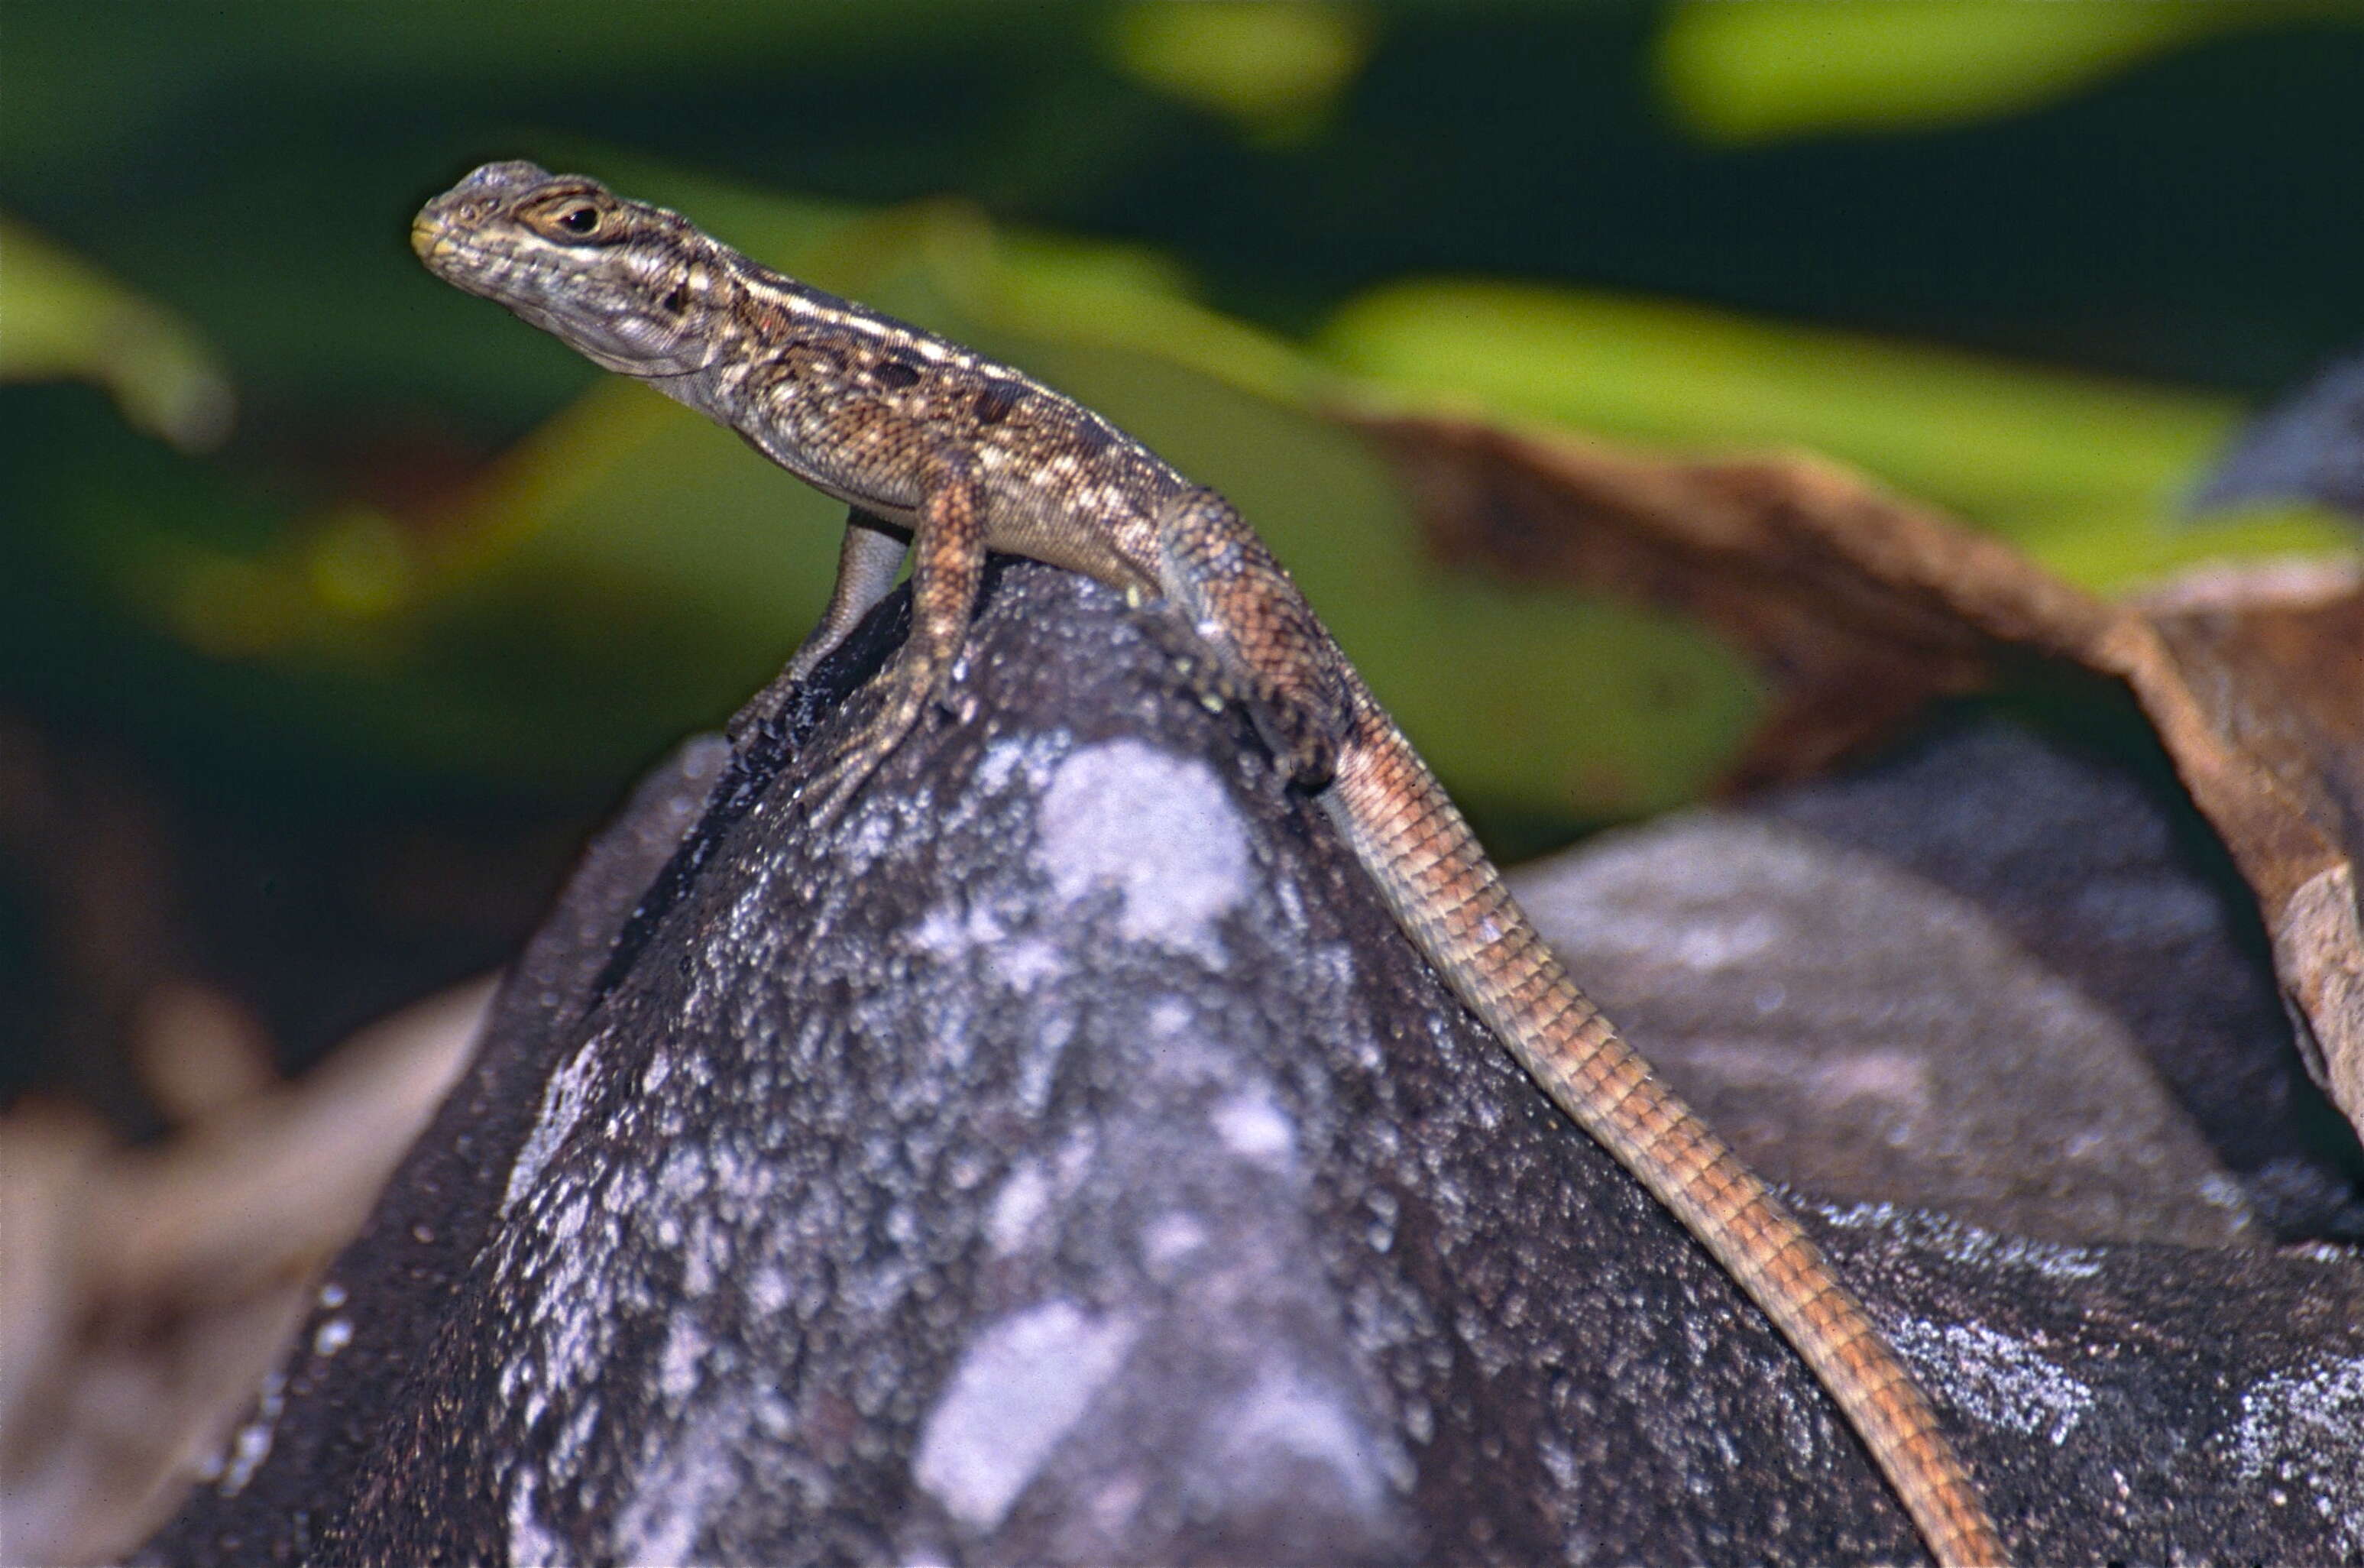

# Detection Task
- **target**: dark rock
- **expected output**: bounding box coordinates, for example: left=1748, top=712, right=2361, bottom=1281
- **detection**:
left=2191, top=349, right=2364, bottom=526
left=1515, top=806, right=2265, bottom=1250
left=1512, top=714, right=2364, bottom=1246
left=142, top=562, right=2364, bottom=1566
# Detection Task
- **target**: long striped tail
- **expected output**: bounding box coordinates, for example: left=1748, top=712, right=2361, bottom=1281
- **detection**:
left=1317, top=684, right=2007, bottom=1568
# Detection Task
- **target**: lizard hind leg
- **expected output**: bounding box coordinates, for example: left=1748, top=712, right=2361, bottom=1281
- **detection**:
left=1153, top=486, right=1354, bottom=791
left=800, top=474, right=986, bottom=828
left=728, top=508, right=909, bottom=752
left=785, top=510, right=912, bottom=687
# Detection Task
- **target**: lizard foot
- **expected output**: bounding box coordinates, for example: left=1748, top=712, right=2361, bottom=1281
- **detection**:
left=797, top=655, right=950, bottom=831
left=798, top=747, right=882, bottom=833
left=1132, top=598, right=1246, bottom=710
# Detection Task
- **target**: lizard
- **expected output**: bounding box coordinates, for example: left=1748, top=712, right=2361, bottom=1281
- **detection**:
left=412, top=160, right=2008, bottom=1568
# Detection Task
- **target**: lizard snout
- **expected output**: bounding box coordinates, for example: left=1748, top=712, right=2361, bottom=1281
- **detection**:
left=410, top=212, right=453, bottom=264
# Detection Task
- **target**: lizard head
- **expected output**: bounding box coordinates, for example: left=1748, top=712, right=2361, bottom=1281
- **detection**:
left=413, top=161, right=730, bottom=377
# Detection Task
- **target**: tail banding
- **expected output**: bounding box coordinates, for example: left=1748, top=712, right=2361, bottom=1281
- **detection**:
left=1317, top=684, right=2007, bottom=1568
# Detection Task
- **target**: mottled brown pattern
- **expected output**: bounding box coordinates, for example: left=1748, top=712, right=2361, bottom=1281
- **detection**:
left=414, top=161, right=2008, bottom=1566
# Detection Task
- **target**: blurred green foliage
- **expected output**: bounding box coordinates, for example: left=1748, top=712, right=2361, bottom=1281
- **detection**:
left=1109, top=1, right=1375, bottom=142
left=1324, top=281, right=2350, bottom=587
left=4, top=0, right=2360, bottom=838
left=1656, top=0, right=2340, bottom=143
left=1, top=219, right=235, bottom=452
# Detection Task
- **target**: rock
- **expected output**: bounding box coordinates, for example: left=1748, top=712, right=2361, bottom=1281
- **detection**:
left=141, top=561, right=2364, bottom=1566
left=1510, top=712, right=2364, bottom=1246
left=2190, top=349, right=2364, bottom=526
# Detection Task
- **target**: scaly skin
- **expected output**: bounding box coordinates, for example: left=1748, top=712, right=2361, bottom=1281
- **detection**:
left=413, top=160, right=2008, bottom=1566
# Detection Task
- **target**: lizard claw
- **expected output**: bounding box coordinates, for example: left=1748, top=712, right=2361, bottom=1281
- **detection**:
left=798, top=718, right=900, bottom=832
left=798, top=663, right=938, bottom=831
left=798, top=753, right=876, bottom=833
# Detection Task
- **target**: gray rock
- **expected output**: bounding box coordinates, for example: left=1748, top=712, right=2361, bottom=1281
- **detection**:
left=142, top=562, right=2364, bottom=1566
left=1760, top=714, right=2364, bottom=1242
left=1511, top=808, right=2267, bottom=1249
left=2190, top=349, right=2364, bottom=526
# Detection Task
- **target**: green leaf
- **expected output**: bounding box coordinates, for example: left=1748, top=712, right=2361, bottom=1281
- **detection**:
left=1657, top=0, right=2321, bottom=144
left=1318, top=279, right=2353, bottom=589
left=0, top=216, right=235, bottom=451
left=1106, top=0, right=1375, bottom=141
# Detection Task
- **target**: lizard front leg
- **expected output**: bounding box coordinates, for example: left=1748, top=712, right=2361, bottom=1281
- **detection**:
left=801, top=467, right=986, bottom=825
left=1153, top=486, right=1355, bottom=791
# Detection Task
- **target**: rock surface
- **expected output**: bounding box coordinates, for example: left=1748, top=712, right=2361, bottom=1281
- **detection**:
left=143, top=561, right=2364, bottom=1566
left=1513, top=714, right=2364, bottom=1249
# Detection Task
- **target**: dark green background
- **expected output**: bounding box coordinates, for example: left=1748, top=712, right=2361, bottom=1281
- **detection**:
left=5, top=1, right=2359, bottom=1106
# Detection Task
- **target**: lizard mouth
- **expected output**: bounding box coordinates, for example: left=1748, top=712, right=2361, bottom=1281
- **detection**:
left=407, top=225, right=535, bottom=302
left=410, top=214, right=491, bottom=280
left=409, top=204, right=712, bottom=378
left=410, top=214, right=449, bottom=262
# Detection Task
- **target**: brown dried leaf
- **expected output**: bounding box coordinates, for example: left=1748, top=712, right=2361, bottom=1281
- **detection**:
left=1353, top=413, right=2364, bottom=1138
left=2132, top=561, right=2364, bottom=1122
left=0, top=978, right=487, bottom=1565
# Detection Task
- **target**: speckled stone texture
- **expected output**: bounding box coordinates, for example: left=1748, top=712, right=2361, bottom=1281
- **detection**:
left=1509, top=712, right=2364, bottom=1250
left=143, top=560, right=2364, bottom=1566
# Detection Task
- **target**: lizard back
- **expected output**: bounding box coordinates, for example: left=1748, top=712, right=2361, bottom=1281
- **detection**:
left=416, top=160, right=2009, bottom=1568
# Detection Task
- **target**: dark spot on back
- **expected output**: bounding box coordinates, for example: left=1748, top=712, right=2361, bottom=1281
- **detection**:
left=973, top=381, right=1022, bottom=426
left=1067, top=419, right=1114, bottom=457
left=873, top=358, right=921, bottom=390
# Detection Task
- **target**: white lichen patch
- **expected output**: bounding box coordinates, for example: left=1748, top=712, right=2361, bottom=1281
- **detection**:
left=2223, top=1353, right=2364, bottom=1553
left=912, top=1299, right=1138, bottom=1532
left=989, top=935, right=1062, bottom=993
left=1140, top=1211, right=1210, bottom=1278
left=218, top=1370, right=287, bottom=1496
left=1213, top=1368, right=1402, bottom=1515
left=746, top=1265, right=792, bottom=1315
left=1890, top=1316, right=2094, bottom=1447
left=612, top=1395, right=748, bottom=1566
left=973, top=731, right=1070, bottom=799
left=909, top=899, right=1006, bottom=961
left=1037, top=740, right=1248, bottom=962
left=1012, top=1012, right=1075, bottom=1116
left=486, top=1174, right=622, bottom=1482
left=554, top=1394, right=603, bottom=1476
left=507, top=1470, right=570, bottom=1568
left=659, top=1312, right=711, bottom=1404
left=1210, top=1088, right=1298, bottom=1170
left=1815, top=1200, right=2106, bottom=1283
left=986, top=1160, right=1054, bottom=1256
left=505, top=1035, right=610, bottom=1216
left=908, top=896, right=1061, bottom=994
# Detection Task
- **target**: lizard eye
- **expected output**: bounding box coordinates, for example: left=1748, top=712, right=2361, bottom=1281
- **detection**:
left=555, top=205, right=601, bottom=235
